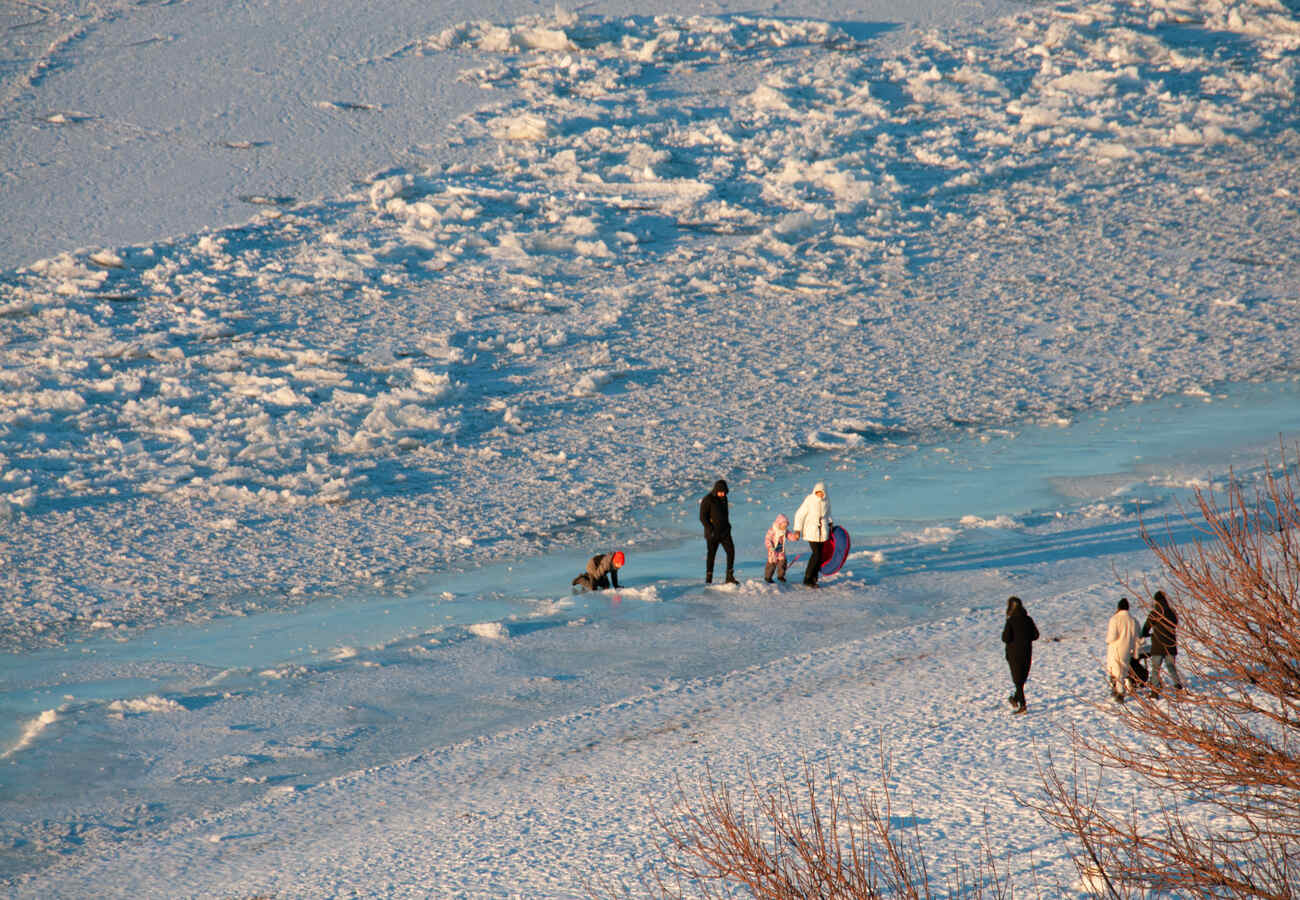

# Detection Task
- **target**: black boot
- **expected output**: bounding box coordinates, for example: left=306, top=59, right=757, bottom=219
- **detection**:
left=705, top=573, right=713, bottom=584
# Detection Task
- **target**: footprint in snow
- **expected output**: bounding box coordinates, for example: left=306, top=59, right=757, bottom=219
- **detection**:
left=316, top=100, right=382, bottom=112
left=238, top=194, right=297, bottom=207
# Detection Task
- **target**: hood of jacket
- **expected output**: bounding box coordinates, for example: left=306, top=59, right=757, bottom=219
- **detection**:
left=793, top=490, right=831, bottom=541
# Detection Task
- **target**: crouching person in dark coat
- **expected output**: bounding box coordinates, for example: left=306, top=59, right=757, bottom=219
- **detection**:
left=1001, top=595, right=1039, bottom=714
left=572, top=550, right=624, bottom=591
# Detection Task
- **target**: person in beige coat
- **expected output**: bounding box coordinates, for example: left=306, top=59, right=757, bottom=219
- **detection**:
left=1106, top=597, right=1140, bottom=702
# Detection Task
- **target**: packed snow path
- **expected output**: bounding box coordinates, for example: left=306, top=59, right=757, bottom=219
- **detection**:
left=2, top=0, right=1299, bottom=646
left=1, top=554, right=1234, bottom=897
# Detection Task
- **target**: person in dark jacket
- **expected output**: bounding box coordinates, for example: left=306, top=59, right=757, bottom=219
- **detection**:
left=1141, top=590, right=1184, bottom=694
left=699, top=479, right=737, bottom=584
left=571, top=550, right=624, bottom=591
left=1001, top=595, right=1039, bottom=714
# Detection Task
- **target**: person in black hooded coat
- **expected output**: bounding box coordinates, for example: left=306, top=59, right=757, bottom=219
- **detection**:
left=1001, top=595, right=1039, bottom=714
left=699, top=479, right=737, bottom=584
left=1141, top=590, right=1184, bottom=694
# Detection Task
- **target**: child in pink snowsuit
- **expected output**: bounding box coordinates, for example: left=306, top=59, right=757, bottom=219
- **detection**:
left=764, top=514, right=795, bottom=583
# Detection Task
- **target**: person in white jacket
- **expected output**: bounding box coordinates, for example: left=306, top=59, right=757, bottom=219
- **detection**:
left=792, top=482, right=832, bottom=587
left=1106, top=597, right=1140, bottom=702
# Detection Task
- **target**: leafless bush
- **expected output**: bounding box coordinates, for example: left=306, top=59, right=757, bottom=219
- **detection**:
left=1034, top=446, right=1300, bottom=898
left=607, top=752, right=1009, bottom=900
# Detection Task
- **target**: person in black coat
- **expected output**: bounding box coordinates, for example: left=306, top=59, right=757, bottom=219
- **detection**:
left=699, top=479, right=737, bottom=584
left=1001, top=595, right=1039, bottom=714
left=1141, top=590, right=1184, bottom=694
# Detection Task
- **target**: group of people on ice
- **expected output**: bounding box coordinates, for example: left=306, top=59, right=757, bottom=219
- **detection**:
left=1001, top=590, right=1184, bottom=715
left=700, top=479, right=835, bottom=587
left=1104, top=591, right=1184, bottom=701
left=573, top=479, right=1187, bottom=717
left=572, top=479, right=837, bottom=593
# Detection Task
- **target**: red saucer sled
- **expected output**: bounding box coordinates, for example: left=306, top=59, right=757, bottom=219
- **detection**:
left=788, top=525, right=851, bottom=577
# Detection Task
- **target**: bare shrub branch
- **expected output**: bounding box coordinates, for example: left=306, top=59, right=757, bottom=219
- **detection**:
left=612, top=749, right=1011, bottom=900
left=1033, top=444, right=1300, bottom=899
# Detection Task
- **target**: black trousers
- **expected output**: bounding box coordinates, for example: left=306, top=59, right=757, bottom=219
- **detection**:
left=706, top=533, right=735, bottom=579
left=1008, top=655, right=1031, bottom=705
left=803, top=541, right=825, bottom=585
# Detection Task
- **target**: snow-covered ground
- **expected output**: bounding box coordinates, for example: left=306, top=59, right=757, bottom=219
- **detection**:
left=0, top=437, right=1290, bottom=896
left=2, top=0, right=1299, bottom=895
left=0, top=546, right=1188, bottom=897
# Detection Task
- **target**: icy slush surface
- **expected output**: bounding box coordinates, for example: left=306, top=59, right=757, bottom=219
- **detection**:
left=2, top=0, right=1299, bottom=646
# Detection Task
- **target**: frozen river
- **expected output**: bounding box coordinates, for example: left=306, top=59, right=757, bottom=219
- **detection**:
left=2, top=376, right=1296, bottom=879
left=4, top=0, right=1300, bottom=892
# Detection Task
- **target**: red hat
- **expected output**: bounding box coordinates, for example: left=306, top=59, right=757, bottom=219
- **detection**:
left=612, top=551, right=625, bottom=567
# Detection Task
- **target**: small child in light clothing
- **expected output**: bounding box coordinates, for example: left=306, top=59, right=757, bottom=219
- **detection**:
left=764, top=515, right=795, bottom=583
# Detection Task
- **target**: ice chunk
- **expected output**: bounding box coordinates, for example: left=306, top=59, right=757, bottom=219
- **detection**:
left=468, top=622, right=508, bottom=640
left=2, top=709, right=59, bottom=759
